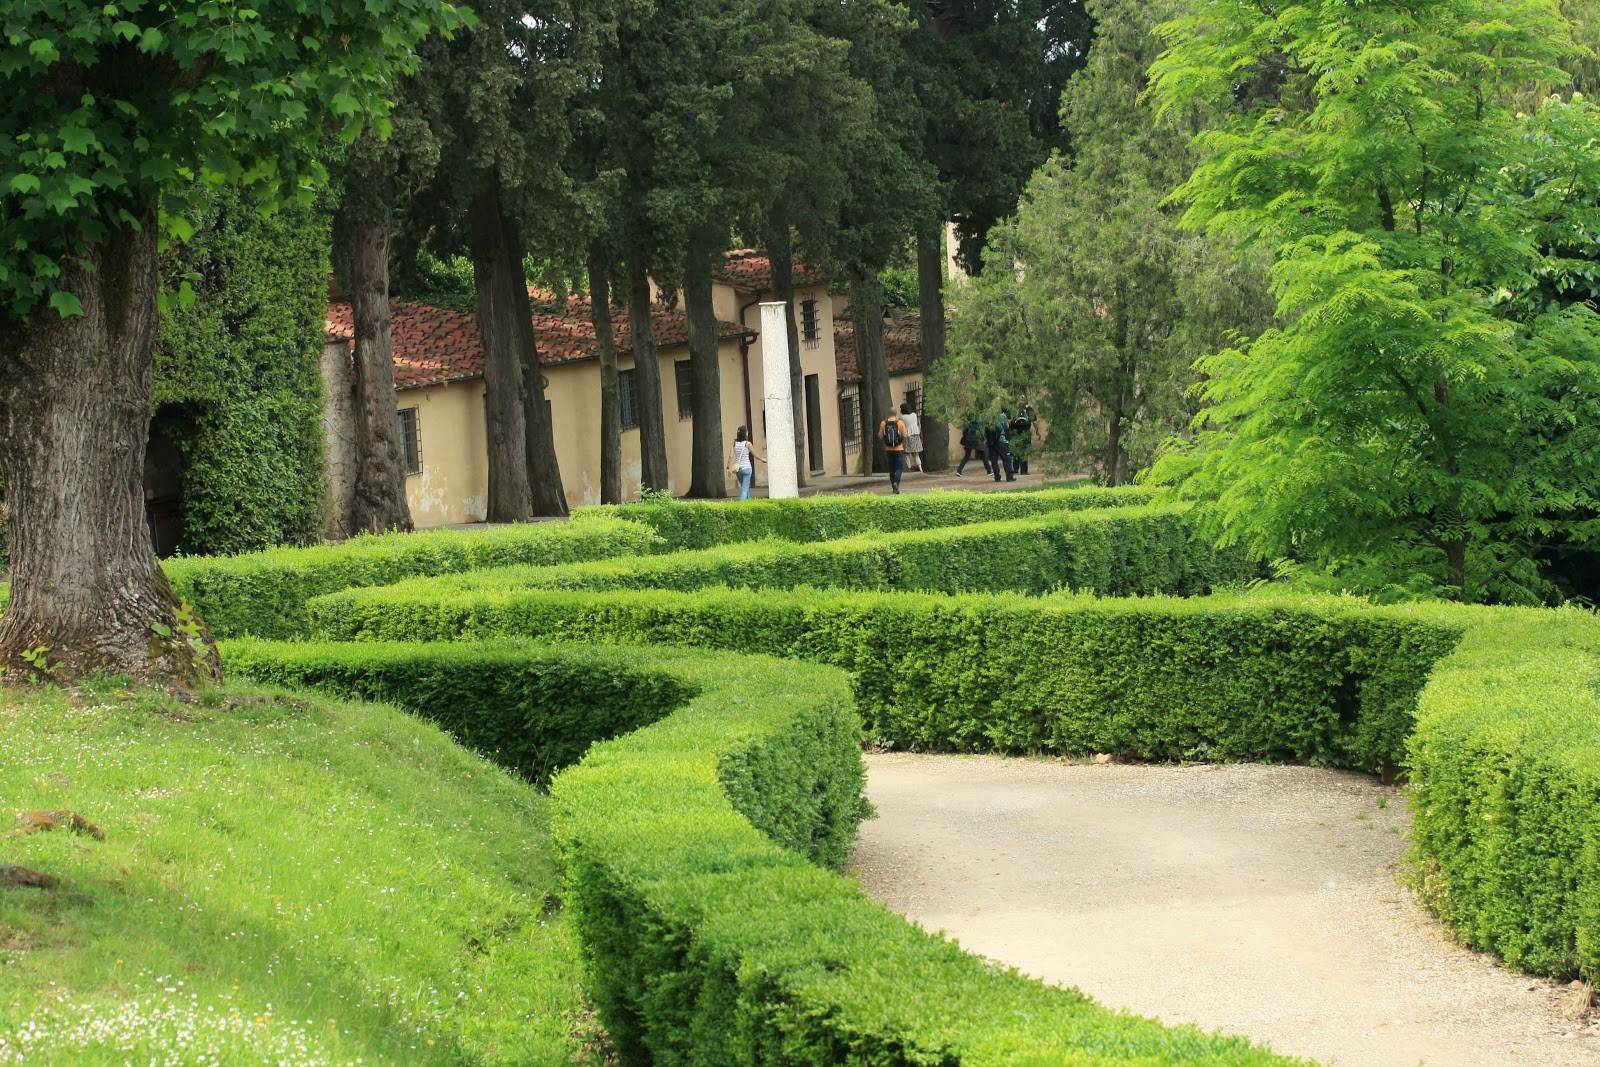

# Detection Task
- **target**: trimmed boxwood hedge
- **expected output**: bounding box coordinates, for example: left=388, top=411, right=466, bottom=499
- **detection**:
left=367, top=504, right=1251, bottom=601
left=307, top=585, right=1465, bottom=773
left=580, top=484, right=1159, bottom=551
left=163, top=514, right=657, bottom=639
left=220, top=638, right=694, bottom=785
left=1407, top=607, right=1600, bottom=980
left=220, top=636, right=1294, bottom=1064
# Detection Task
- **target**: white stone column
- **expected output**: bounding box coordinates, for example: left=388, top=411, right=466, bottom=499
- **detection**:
left=759, top=301, right=799, bottom=499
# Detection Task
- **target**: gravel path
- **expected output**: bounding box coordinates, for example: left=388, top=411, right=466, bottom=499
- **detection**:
left=851, top=754, right=1599, bottom=1067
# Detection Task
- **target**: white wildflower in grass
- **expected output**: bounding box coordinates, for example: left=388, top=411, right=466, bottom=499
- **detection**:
left=0, top=994, right=344, bottom=1066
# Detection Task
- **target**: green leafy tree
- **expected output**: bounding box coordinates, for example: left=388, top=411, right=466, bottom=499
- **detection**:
left=937, top=0, right=1273, bottom=485
left=905, top=0, right=1096, bottom=469
left=820, top=5, right=940, bottom=475
left=0, top=0, right=460, bottom=684
left=1147, top=0, right=1600, bottom=602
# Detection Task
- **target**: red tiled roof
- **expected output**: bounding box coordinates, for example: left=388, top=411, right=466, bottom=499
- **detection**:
left=834, top=310, right=925, bottom=384
left=325, top=292, right=750, bottom=391
left=714, top=248, right=829, bottom=293
left=325, top=301, right=484, bottom=390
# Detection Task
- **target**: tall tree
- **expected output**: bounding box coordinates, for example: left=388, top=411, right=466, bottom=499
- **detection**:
left=682, top=226, right=727, bottom=496
left=588, top=244, right=625, bottom=504
left=0, top=0, right=456, bottom=684
left=1148, top=0, right=1600, bottom=601
left=624, top=239, right=672, bottom=491
left=408, top=0, right=590, bottom=516
left=335, top=106, right=439, bottom=534
left=347, top=218, right=416, bottom=531
left=905, top=0, right=1096, bottom=469
left=818, top=0, right=939, bottom=473
left=468, top=178, right=537, bottom=519
left=936, top=0, right=1272, bottom=485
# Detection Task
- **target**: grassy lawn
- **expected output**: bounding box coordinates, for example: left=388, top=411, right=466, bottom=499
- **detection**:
left=0, top=682, right=590, bottom=1065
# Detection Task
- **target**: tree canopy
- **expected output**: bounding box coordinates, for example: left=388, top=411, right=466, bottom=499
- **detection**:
left=937, top=0, right=1273, bottom=484
left=1147, top=0, right=1600, bottom=602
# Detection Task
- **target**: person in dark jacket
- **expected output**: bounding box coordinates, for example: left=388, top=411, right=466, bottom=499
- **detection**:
left=956, top=417, right=990, bottom=476
left=986, top=411, right=1015, bottom=482
left=1010, top=407, right=1033, bottom=476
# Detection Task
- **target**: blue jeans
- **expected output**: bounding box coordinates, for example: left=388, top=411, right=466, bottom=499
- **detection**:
left=738, top=468, right=753, bottom=500
left=887, top=451, right=904, bottom=490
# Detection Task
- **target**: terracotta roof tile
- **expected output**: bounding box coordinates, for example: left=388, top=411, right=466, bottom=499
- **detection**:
left=714, top=248, right=829, bottom=293
left=834, top=310, right=925, bottom=384
left=325, top=292, right=750, bottom=391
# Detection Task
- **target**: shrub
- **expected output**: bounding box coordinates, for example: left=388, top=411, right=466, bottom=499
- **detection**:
left=373, top=504, right=1252, bottom=600
left=221, top=638, right=695, bottom=785
left=152, top=189, right=330, bottom=555
left=578, top=483, right=1159, bottom=550
left=543, top=635, right=1294, bottom=1063
left=1407, top=607, right=1600, bottom=979
left=308, top=585, right=1465, bottom=773
left=166, top=515, right=656, bottom=639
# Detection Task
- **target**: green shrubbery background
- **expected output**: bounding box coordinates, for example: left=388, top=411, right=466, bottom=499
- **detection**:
left=585, top=484, right=1158, bottom=549
left=152, top=189, right=331, bottom=555
left=385, top=503, right=1251, bottom=600
left=311, top=583, right=1462, bottom=772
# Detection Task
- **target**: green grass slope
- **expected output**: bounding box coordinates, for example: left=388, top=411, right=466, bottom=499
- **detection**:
left=0, top=683, right=588, bottom=1065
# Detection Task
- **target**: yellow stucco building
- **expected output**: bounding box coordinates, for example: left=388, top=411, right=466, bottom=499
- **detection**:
left=323, top=252, right=897, bottom=527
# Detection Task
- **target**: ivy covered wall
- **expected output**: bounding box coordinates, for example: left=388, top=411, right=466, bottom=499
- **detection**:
left=151, top=192, right=331, bottom=556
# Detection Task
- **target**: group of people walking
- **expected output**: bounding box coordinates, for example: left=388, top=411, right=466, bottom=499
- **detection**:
left=730, top=400, right=1031, bottom=499
left=955, top=406, right=1032, bottom=482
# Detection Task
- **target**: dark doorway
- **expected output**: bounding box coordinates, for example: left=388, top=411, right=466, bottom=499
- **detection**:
left=145, top=406, right=194, bottom=558
left=804, top=373, right=824, bottom=474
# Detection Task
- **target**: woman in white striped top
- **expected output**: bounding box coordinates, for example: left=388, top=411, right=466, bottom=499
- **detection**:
left=728, top=425, right=765, bottom=500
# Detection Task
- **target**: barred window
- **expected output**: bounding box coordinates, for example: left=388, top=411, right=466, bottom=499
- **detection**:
left=398, top=407, right=422, bottom=474
left=675, top=360, right=694, bottom=420
left=620, top=369, right=639, bottom=430
left=839, top=390, right=861, bottom=445
left=800, top=299, right=820, bottom=344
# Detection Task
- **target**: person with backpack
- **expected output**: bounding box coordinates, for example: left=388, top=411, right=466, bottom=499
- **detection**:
left=956, top=416, right=989, bottom=476
left=878, top=408, right=908, bottom=494
left=1010, top=407, right=1033, bottom=476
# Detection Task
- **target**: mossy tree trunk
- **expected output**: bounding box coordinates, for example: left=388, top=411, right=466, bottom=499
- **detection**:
left=348, top=214, right=415, bottom=534
left=0, top=203, right=220, bottom=686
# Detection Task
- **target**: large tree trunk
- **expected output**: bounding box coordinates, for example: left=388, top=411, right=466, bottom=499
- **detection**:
left=916, top=221, right=949, bottom=471
left=767, top=211, right=808, bottom=486
left=0, top=204, right=219, bottom=686
left=1104, top=408, right=1125, bottom=487
left=625, top=247, right=670, bottom=492
left=683, top=228, right=728, bottom=497
left=589, top=246, right=623, bottom=505
left=849, top=271, right=892, bottom=475
left=502, top=224, right=568, bottom=516
left=348, top=216, right=415, bottom=535
left=469, top=178, right=534, bottom=522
